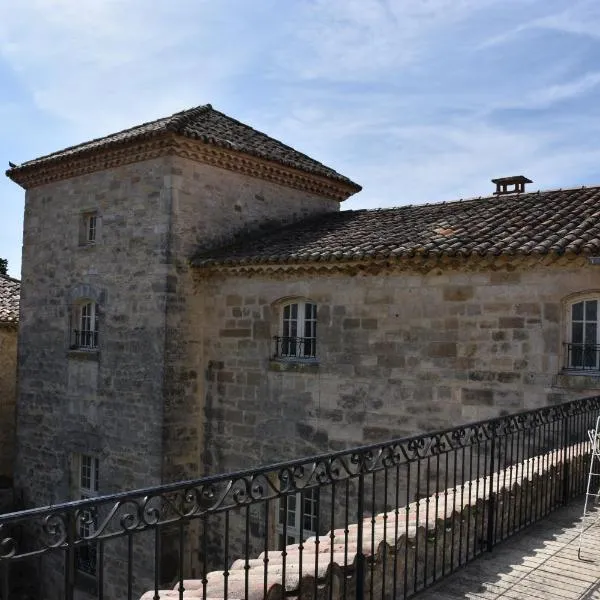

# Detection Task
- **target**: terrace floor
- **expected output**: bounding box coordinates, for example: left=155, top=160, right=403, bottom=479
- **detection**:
left=417, top=500, right=600, bottom=600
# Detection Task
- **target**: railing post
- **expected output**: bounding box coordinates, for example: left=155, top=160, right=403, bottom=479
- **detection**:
left=355, top=471, right=365, bottom=600
left=1, top=561, right=9, bottom=600
left=562, top=414, right=570, bottom=505
left=64, top=512, right=76, bottom=600
left=486, top=433, right=496, bottom=552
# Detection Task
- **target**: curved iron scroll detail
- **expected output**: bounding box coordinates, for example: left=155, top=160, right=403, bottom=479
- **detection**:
left=0, top=394, right=599, bottom=561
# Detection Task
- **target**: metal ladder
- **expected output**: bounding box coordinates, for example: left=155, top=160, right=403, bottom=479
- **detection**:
left=578, top=414, right=600, bottom=560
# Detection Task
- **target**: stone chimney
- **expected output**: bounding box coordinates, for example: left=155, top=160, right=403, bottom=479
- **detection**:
left=491, top=175, right=532, bottom=195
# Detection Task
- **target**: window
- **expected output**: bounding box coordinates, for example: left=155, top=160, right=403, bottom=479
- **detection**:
left=71, top=301, right=98, bottom=350
left=277, top=488, right=318, bottom=548
left=274, top=301, right=317, bottom=359
left=79, top=211, right=99, bottom=246
left=86, top=214, right=97, bottom=243
left=76, top=454, right=99, bottom=577
left=566, top=299, right=600, bottom=370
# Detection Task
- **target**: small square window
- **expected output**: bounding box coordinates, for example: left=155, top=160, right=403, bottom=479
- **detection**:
left=79, top=212, right=99, bottom=246
left=86, top=215, right=97, bottom=243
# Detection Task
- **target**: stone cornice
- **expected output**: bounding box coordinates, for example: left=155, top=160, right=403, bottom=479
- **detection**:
left=7, top=134, right=177, bottom=189
left=194, top=252, right=588, bottom=279
left=7, top=134, right=357, bottom=201
left=173, top=139, right=356, bottom=201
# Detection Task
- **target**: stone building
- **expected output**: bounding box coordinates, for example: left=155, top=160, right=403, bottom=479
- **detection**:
left=0, top=274, right=19, bottom=483
left=6, top=104, right=600, bottom=594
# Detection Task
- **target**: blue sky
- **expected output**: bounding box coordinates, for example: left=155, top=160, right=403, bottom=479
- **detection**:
left=2, top=0, right=600, bottom=277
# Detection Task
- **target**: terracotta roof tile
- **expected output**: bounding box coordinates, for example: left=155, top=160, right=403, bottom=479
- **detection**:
left=0, top=275, right=20, bottom=323
left=192, top=185, right=600, bottom=268
left=7, top=105, right=360, bottom=190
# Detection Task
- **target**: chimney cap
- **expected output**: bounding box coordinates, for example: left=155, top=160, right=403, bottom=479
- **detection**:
left=491, top=175, right=532, bottom=195
left=491, top=175, right=533, bottom=185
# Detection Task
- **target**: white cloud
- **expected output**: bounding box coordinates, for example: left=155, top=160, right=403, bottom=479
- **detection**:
left=280, top=0, right=507, bottom=81
left=532, top=0, right=600, bottom=39
left=0, top=0, right=250, bottom=135
left=530, top=72, right=600, bottom=107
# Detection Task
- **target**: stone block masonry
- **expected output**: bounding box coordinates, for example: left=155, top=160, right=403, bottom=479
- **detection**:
left=0, top=326, right=16, bottom=481
left=14, top=152, right=343, bottom=598
left=198, top=260, right=599, bottom=476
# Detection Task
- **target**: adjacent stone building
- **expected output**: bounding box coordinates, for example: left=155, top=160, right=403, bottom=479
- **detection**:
left=6, top=104, right=600, bottom=595
left=0, top=275, right=19, bottom=483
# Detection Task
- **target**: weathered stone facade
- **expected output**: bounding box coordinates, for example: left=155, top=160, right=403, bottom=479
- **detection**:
left=196, top=257, right=600, bottom=475
left=0, top=325, right=17, bottom=480
left=13, top=149, right=342, bottom=596
left=9, top=104, right=600, bottom=596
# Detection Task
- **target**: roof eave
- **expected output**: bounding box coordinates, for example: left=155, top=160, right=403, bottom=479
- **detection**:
left=6, top=131, right=361, bottom=199
left=191, top=248, right=585, bottom=274
left=6, top=130, right=174, bottom=189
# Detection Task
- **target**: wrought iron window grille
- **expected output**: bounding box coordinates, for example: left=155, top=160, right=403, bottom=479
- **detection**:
left=272, top=335, right=317, bottom=359
left=70, top=329, right=98, bottom=350
left=563, top=342, right=600, bottom=371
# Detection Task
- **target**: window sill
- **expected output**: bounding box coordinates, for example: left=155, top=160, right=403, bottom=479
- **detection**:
left=68, top=349, right=100, bottom=362
left=554, top=371, right=600, bottom=390
left=269, top=358, right=320, bottom=373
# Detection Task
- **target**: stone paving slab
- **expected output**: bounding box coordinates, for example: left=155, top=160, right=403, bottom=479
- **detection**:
left=416, top=501, right=600, bottom=600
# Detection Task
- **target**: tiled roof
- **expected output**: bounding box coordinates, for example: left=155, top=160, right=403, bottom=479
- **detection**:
left=7, top=105, right=360, bottom=190
left=192, top=185, right=600, bottom=268
left=0, top=275, right=20, bottom=324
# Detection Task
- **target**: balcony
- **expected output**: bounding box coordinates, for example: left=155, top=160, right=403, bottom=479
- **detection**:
left=1, top=397, right=599, bottom=599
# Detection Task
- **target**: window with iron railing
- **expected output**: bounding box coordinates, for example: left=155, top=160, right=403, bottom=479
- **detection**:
left=71, top=301, right=99, bottom=350
left=565, top=298, right=600, bottom=371
left=273, top=301, right=317, bottom=359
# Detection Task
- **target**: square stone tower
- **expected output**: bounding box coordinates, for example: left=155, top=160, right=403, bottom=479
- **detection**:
left=6, top=104, right=360, bottom=596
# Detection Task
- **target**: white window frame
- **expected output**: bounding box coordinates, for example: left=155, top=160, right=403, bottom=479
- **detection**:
left=567, top=297, right=600, bottom=371
left=72, top=301, right=98, bottom=350
left=86, top=214, right=97, bottom=244
left=79, top=211, right=99, bottom=246
left=76, top=454, right=99, bottom=577
left=277, top=487, right=318, bottom=548
left=279, top=300, right=317, bottom=359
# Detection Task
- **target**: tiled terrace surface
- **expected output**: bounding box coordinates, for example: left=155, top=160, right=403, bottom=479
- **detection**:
left=417, top=501, right=600, bottom=600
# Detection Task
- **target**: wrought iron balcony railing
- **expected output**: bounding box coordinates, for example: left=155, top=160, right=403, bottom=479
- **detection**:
left=272, top=336, right=316, bottom=359
left=563, top=342, right=600, bottom=371
left=70, top=329, right=98, bottom=350
left=0, top=396, right=598, bottom=599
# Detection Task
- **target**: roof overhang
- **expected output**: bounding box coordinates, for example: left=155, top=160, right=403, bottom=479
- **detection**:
left=6, top=133, right=360, bottom=201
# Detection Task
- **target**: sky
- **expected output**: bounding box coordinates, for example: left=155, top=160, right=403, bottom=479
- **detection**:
left=2, top=0, right=600, bottom=277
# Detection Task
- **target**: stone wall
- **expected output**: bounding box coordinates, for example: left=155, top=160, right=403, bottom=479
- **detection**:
left=0, top=325, right=17, bottom=480
left=15, top=152, right=341, bottom=595
left=196, top=257, right=599, bottom=475
left=16, top=157, right=179, bottom=598
left=161, top=156, right=339, bottom=485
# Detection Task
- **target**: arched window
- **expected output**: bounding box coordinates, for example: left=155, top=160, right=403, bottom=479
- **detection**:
left=71, top=300, right=99, bottom=350
left=566, top=297, right=600, bottom=370
left=274, top=300, right=317, bottom=359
